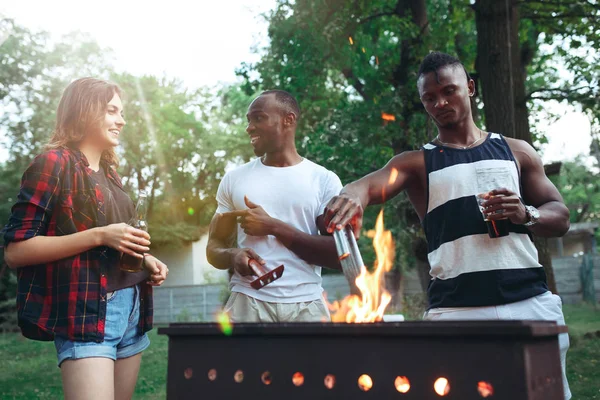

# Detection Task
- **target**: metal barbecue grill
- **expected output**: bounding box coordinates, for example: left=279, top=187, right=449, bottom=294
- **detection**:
left=157, top=320, right=566, bottom=400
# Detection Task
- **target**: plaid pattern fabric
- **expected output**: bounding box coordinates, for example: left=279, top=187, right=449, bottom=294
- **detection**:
left=2, top=148, right=153, bottom=342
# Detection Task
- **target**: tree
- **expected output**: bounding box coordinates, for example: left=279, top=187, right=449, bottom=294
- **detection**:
left=0, top=21, right=255, bottom=328
left=238, top=0, right=481, bottom=308
left=473, top=0, right=600, bottom=293
left=552, top=157, right=600, bottom=224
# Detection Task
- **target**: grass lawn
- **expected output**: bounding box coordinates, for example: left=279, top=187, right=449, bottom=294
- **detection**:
left=0, top=303, right=598, bottom=399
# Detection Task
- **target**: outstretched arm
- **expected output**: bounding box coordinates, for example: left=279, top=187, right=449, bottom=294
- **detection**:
left=324, top=151, right=420, bottom=236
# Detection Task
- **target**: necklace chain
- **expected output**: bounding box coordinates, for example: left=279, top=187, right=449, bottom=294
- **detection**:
left=436, top=129, right=484, bottom=149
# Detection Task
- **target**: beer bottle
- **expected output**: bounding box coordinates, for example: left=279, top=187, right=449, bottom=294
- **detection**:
left=119, top=192, right=148, bottom=272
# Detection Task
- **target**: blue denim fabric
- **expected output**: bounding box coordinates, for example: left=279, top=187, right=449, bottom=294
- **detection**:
left=54, top=285, right=150, bottom=367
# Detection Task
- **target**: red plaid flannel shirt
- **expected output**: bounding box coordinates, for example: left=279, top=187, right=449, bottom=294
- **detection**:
left=2, top=148, right=153, bottom=342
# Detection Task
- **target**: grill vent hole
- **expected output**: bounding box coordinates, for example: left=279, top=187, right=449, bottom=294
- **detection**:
left=207, top=369, right=216, bottom=381
left=234, top=370, right=244, bottom=383
left=434, top=377, right=450, bottom=396
left=358, top=374, right=373, bottom=391
left=395, top=376, right=410, bottom=393
left=477, top=381, right=494, bottom=397
left=324, top=374, right=336, bottom=389
left=261, top=371, right=272, bottom=385
left=292, top=372, right=304, bottom=387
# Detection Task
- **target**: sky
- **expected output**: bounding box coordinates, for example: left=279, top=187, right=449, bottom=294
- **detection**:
left=0, top=0, right=594, bottom=166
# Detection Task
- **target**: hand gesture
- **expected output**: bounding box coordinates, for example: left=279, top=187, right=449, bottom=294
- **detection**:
left=221, top=196, right=280, bottom=237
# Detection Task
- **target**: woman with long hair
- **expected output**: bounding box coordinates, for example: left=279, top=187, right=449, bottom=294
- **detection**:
left=2, top=77, right=169, bottom=399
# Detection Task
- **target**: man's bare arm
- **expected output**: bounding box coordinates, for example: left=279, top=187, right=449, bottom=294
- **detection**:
left=206, top=213, right=264, bottom=276
left=507, top=139, right=570, bottom=237
left=324, top=151, right=420, bottom=236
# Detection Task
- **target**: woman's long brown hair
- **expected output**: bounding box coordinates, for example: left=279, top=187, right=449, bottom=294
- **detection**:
left=46, top=77, right=122, bottom=166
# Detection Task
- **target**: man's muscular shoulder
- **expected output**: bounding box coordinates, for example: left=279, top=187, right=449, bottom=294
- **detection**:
left=388, top=149, right=426, bottom=187
left=504, top=137, right=541, bottom=172
left=389, top=149, right=426, bottom=168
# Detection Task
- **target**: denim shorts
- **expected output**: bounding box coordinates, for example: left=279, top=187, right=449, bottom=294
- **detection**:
left=54, top=284, right=150, bottom=367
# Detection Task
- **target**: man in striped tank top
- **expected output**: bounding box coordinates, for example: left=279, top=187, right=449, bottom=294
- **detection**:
left=324, top=52, right=571, bottom=399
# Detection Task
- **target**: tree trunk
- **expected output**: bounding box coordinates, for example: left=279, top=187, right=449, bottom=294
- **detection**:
left=385, top=269, right=404, bottom=313
left=475, top=0, right=558, bottom=293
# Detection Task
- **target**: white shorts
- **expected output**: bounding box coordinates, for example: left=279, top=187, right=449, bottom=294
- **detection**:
left=424, top=291, right=571, bottom=400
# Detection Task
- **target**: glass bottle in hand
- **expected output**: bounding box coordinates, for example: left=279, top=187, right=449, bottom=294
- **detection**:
left=119, top=192, right=148, bottom=272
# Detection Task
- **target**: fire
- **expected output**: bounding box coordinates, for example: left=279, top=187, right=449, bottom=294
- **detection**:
left=381, top=112, right=396, bottom=121
left=477, top=381, right=494, bottom=397
left=434, top=377, right=450, bottom=396
left=326, top=210, right=394, bottom=323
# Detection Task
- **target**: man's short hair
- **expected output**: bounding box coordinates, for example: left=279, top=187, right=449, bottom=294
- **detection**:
left=261, top=90, right=301, bottom=121
left=417, top=52, right=471, bottom=84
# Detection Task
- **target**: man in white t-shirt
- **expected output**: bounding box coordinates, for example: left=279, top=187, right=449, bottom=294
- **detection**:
left=207, top=90, right=343, bottom=322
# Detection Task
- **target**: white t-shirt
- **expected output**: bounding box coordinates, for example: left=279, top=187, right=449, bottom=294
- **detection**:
left=216, top=157, right=343, bottom=303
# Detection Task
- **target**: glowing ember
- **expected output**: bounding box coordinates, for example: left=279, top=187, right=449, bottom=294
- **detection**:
left=216, top=311, right=233, bottom=336
left=358, top=374, right=373, bottom=391
left=326, top=210, right=394, bottom=323
left=292, top=372, right=304, bottom=386
left=395, top=376, right=411, bottom=393
left=477, top=381, right=494, bottom=397
left=348, top=36, right=354, bottom=45
left=381, top=112, right=396, bottom=121
left=434, top=377, right=450, bottom=396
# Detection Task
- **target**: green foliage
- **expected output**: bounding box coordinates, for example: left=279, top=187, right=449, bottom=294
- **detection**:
left=551, top=157, right=600, bottom=223
left=237, top=0, right=481, bottom=272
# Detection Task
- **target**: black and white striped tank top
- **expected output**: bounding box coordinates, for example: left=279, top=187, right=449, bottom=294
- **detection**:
left=422, top=133, right=548, bottom=309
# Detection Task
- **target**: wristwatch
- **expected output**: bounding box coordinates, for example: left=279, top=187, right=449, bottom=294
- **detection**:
left=523, top=205, right=540, bottom=226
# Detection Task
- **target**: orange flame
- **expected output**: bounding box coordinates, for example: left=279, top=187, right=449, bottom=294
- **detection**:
left=381, top=112, right=396, bottom=121
left=348, top=36, right=354, bottom=45
left=326, top=210, right=394, bottom=323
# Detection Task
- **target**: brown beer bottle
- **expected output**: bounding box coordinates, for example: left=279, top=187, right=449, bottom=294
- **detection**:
left=119, top=192, right=148, bottom=272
